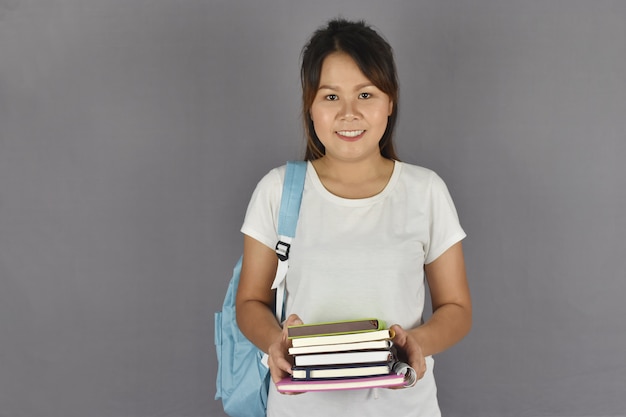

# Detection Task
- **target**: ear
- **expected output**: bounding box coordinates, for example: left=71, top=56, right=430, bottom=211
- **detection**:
left=388, top=100, right=394, bottom=116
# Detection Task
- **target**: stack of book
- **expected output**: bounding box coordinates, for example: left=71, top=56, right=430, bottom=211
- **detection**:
left=275, top=318, right=416, bottom=393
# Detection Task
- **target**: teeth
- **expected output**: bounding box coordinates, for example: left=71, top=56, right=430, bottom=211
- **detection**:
left=337, top=130, right=365, bottom=137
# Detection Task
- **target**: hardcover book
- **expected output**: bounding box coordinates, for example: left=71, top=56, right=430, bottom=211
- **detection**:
left=288, top=339, right=393, bottom=356
left=276, top=374, right=405, bottom=393
left=287, top=318, right=385, bottom=339
left=291, top=362, right=392, bottom=380
left=294, top=349, right=393, bottom=367
left=290, top=328, right=394, bottom=348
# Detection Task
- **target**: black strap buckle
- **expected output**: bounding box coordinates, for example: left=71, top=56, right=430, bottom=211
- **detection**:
left=275, top=241, right=290, bottom=262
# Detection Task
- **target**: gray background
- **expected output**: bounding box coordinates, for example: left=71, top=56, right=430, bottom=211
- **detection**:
left=1, top=0, right=624, bottom=416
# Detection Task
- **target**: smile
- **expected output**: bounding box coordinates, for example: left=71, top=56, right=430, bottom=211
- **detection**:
left=336, top=130, right=365, bottom=138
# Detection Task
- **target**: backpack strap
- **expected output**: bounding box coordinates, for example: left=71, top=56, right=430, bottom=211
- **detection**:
left=271, top=161, right=307, bottom=322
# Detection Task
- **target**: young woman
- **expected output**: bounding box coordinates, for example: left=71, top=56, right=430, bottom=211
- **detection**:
left=236, top=18, right=472, bottom=417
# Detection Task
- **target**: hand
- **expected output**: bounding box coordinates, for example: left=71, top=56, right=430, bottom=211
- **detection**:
left=267, top=314, right=303, bottom=388
left=390, top=324, right=427, bottom=381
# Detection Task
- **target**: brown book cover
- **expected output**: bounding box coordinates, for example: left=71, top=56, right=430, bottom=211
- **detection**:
left=287, top=318, right=385, bottom=339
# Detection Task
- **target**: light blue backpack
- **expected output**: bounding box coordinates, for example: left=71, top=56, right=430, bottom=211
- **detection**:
left=215, top=161, right=307, bottom=417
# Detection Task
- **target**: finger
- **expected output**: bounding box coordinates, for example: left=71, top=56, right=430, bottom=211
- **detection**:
left=393, top=325, right=422, bottom=355
left=390, top=324, right=427, bottom=380
left=389, top=324, right=410, bottom=357
left=269, top=353, right=294, bottom=383
left=415, top=355, right=427, bottom=380
left=390, top=324, right=408, bottom=346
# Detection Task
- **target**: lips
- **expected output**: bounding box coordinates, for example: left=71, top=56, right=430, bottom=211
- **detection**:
left=336, top=130, right=366, bottom=141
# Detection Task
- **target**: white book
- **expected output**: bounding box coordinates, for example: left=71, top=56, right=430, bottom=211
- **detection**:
left=294, top=349, right=393, bottom=367
left=276, top=374, right=405, bottom=393
left=291, top=362, right=392, bottom=380
left=290, top=329, right=394, bottom=348
left=289, top=339, right=392, bottom=356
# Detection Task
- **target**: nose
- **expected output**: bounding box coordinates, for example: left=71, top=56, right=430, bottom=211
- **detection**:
left=339, top=98, right=360, bottom=121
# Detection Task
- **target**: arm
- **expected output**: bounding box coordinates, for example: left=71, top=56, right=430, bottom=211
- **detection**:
left=391, top=241, right=472, bottom=377
left=414, top=240, right=472, bottom=355
left=235, top=235, right=301, bottom=382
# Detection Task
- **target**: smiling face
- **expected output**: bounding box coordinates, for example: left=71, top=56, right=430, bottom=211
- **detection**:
left=310, top=52, right=394, bottom=163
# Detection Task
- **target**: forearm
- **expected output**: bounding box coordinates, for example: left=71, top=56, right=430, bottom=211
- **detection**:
left=409, top=302, right=472, bottom=357
left=411, top=241, right=471, bottom=357
left=236, top=299, right=283, bottom=354
left=236, top=235, right=285, bottom=354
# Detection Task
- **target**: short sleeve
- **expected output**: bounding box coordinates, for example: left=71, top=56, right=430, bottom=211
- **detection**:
left=424, top=173, right=466, bottom=264
left=240, top=166, right=285, bottom=250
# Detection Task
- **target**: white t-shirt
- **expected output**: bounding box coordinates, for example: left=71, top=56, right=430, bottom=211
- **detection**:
left=241, top=160, right=466, bottom=417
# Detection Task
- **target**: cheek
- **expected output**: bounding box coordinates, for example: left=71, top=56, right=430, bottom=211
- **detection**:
left=310, top=108, right=332, bottom=129
left=310, top=105, right=324, bottom=122
left=311, top=119, right=331, bottom=141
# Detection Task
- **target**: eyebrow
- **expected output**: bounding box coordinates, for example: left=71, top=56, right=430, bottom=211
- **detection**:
left=317, top=83, right=376, bottom=91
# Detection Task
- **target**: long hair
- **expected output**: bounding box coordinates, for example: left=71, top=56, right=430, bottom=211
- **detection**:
left=300, top=19, right=400, bottom=161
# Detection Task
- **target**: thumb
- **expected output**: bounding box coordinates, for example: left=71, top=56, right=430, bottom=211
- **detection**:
left=284, top=314, right=304, bottom=327
left=390, top=324, right=406, bottom=344
left=281, top=314, right=303, bottom=343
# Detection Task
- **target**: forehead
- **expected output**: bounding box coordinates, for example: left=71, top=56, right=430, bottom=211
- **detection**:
left=318, top=52, right=371, bottom=87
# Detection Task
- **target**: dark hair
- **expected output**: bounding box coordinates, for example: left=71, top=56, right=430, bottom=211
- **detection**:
left=301, top=18, right=399, bottom=161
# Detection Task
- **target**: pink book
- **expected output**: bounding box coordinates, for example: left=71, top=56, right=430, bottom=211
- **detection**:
left=275, top=373, right=405, bottom=393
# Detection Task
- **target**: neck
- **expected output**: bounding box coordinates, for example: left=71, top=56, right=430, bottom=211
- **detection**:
left=311, top=155, right=395, bottom=199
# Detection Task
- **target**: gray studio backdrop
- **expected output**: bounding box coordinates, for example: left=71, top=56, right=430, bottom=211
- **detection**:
left=1, top=1, right=624, bottom=416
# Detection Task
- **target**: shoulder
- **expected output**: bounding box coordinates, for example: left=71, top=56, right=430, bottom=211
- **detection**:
left=253, top=164, right=287, bottom=193
left=243, top=165, right=288, bottom=215
left=397, top=161, right=436, bottom=180
left=260, top=164, right=287, bottom=182
left=253, top=161, right=310, bottom=195
left=394, top=162, right=457, bottom=206
left=396, top=161, right=445, bottom=189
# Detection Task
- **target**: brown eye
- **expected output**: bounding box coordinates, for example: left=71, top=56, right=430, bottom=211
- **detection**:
left=359, top=92, right=371, bottom=99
